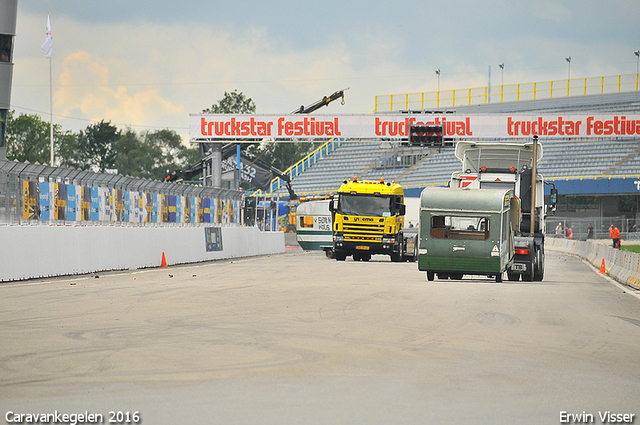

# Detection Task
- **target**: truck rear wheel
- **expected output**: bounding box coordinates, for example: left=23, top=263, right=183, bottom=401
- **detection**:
left=533, top=268, right=544, bottom=281
left=426, top=271, right=435, bottom=281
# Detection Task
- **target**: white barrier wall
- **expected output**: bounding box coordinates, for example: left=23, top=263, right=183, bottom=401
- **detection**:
left=0, top=226, right=285, bottom=282
left=546, top=238, right=640, bottom=289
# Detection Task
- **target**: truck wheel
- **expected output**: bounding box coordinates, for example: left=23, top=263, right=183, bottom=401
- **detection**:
left=450, top=273, right=463, bottom=280
left=533, top=268, right=544, bottom=281
left=426, top=271, right=435, bottom=281
left=353, top=253, right=362, bottom=261
left=523, top=271, right=534, bottom=282
left=533, top=250, right=544, bottom=281
left=390, top=252, right=402, bottom=262
left=362, top=254, right=371, bottom=262
left=324, top=249, right=334, bottom=259
left=495, top=272, right=503, bottom=283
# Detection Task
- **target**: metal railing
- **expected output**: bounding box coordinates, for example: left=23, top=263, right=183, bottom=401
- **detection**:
left=374, top=73, right=640, bottom=112
left=0, top=160, right=244, bottom=226
left=255, top=140, right=343, bottom=196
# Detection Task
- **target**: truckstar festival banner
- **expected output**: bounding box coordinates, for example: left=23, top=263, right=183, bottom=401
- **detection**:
left=190, top=114, right=640, bottom=140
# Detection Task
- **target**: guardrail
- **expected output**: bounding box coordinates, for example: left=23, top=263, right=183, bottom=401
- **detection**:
left=546, top=238, right=640, bottom=289
left=375, top=73, right=640, bottom=112
left=0, top=160, right=244, bottom=226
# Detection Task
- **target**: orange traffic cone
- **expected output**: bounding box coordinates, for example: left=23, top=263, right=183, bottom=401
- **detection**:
left=161, top=252, right=168, bottom=268
left=598, top=258, right=606, bottom=273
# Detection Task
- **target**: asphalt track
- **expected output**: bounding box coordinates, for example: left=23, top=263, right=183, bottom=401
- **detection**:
left=1, top=248, right=639, bottom=425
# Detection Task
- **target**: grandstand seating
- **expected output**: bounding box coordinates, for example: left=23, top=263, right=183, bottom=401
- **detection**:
left=271, top=91, right=640, bottom=197
left=279, top=137, right=640, bottom=197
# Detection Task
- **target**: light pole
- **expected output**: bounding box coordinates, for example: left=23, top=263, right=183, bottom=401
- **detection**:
left=498, top=63, right=505, bottom=102
left=566, top=56, right=572, bottom=96
left=635, top=51, right=639, bottom=91
left=435, top=69, right=441, bottom=92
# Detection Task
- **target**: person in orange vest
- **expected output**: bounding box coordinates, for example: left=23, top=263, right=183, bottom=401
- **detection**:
left=609, top=225, right=621, bottom=249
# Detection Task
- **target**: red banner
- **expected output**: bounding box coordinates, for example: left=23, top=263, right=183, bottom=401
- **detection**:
left=190, top=114, right=640, bottom=140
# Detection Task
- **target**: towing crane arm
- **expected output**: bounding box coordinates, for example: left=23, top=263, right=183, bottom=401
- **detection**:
left=292, top=88, right=348, bottom=114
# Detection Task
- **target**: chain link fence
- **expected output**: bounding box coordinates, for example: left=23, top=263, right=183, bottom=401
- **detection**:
left=0, top=160, right=244, bottom=226
left=546, top=215, right=640, bottom=242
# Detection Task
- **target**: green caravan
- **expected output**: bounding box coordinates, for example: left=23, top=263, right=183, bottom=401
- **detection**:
left=295, top=199, right=334, bottom=258
left=418, top=187, right=519, bottom=282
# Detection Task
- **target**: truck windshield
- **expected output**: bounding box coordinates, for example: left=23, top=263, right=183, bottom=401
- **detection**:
left=338, top=194, right=391, bottom=217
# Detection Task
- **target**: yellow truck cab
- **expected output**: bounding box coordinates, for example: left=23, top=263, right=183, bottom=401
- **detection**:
left=329, top=178, right=417, bottom=262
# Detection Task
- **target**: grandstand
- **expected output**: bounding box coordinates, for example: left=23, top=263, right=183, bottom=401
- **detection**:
left=270, top=89, right=640, bottom=205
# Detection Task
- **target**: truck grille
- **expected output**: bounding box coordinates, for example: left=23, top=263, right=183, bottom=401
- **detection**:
left=342, top=222, right=384, bottom=243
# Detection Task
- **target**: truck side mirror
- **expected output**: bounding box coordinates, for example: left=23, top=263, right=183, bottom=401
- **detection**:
left=329, top=200, right=334, bottom=212
left=547, top=188, right=558, bottom=216
left=550, top=188, right=558, bottom=205
left=399, top=204, right=406, bottom=216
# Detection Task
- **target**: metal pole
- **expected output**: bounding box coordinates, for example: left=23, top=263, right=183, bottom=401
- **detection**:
left=49, top=57, right=54, bottom=166
left=487, top=65, right=491, bottom=103
left=530, top=135, right=538, bottom=236
left=211, top=143, right=222, bottom=188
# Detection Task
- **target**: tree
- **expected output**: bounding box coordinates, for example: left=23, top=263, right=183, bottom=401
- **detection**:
left=202, top=90, right=256, bottom=114
left=143, top=129, right=193, bottom=180
left=112, top=129, right=149, bottom=178
left=5, top=110, right=67, bottom=164
left=76, top=120, right=120, bottom=172
left=111, top=128, right=198, bottom=180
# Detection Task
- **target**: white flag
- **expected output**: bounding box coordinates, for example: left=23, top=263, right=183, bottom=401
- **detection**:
left=41, top=15, right=53, bottom=58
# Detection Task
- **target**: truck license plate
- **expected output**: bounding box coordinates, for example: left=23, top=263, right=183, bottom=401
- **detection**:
left=511, top=263, right=526, bottom=271
left=356, top=246, right=370, bottom=250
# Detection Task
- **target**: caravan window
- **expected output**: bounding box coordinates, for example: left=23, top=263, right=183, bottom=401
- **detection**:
left=300, top=216, right=314, bottom=228
left=431, top=215, right=489, bottom=240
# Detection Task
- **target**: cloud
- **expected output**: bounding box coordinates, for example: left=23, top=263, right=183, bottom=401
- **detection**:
left=55, top=50, right=184, bottom=129
left=10, top=2, right=640, bottom=144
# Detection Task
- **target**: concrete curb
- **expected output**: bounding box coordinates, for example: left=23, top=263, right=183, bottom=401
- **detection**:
left=546, top=238, right=640, bottom=290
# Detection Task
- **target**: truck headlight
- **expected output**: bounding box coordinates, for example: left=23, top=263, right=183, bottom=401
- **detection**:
left=382, top=237, right=395, bottom=244
left=333, top=235, right=344, bottom=242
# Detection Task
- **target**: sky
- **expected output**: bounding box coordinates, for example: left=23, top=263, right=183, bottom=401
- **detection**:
left=8, top=0, right=640, bottom=143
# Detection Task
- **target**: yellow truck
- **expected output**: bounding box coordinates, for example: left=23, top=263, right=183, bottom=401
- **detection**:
left=329, top=178, right=417, bottom=262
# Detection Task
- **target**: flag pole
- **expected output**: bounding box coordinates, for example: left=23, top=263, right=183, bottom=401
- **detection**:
left=49, top=56, right=53, bottom=166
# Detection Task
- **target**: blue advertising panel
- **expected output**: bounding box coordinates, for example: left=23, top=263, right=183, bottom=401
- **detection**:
left=39, top=182, right=51, bottom=221
left=124, top=190, right=130, bottom=222
left=203, top=198, right=211, bottom=223
left=152, top=194, right=160, bottom=223
left=545, top=176, right=640, bottom=195
left=168, top=195, right=177, bottom=223
left=91, top=187, right=100, bottom=221
left=67, top=185, right=76, bottom=221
